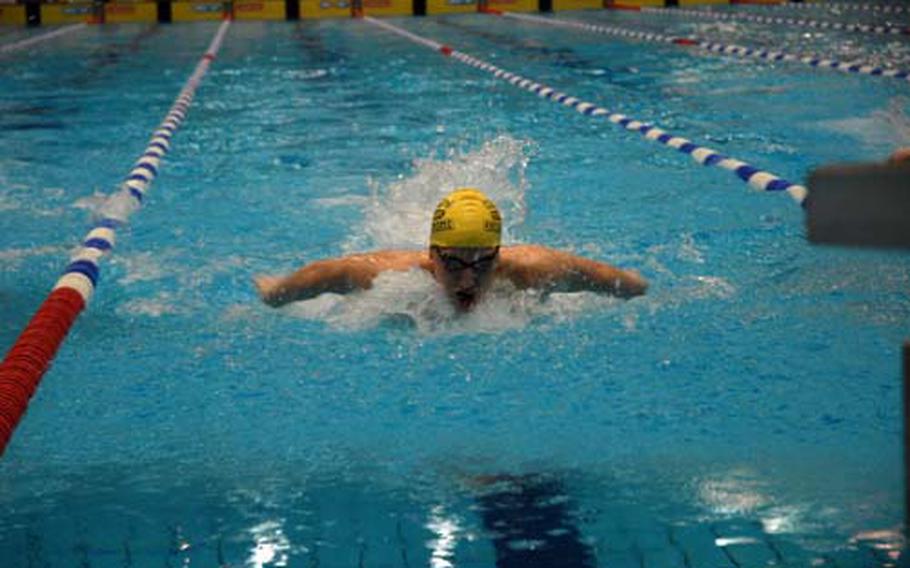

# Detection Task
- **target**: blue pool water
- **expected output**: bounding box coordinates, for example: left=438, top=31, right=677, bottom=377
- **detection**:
left=1, top=7, right=909, bottom=567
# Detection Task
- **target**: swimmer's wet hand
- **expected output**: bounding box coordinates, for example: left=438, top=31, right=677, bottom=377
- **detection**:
left=254, top=275, right=284, bottom=307
left=889, top=147, right=910, bottom=164
left=621, top=269, right=648, bottom=297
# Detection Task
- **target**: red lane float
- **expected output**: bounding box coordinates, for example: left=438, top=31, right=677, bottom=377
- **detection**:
left=0, top=17, right=232, bottom=458
left=0, top=288, right=85, bottom=451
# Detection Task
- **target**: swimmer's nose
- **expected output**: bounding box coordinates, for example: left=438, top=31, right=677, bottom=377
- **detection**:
left=456, top=269, right=479, bottom=289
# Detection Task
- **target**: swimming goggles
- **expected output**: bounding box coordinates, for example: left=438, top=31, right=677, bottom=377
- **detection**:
left=434, top=248, right=499, bottom=272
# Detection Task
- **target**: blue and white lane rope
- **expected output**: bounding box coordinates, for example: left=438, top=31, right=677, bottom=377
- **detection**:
left=769, top=2, right=906, bottom=15
left=364, top=17, right=807, bottom=205
left=501, top=12, right=910, bottom=83
left=503, top=12, right=679, bottom=45
left=54, top=18, right=231, bottom=304
left=639, top=6, right=909, bottom=36
left=0, top=24, right=85, bottom=55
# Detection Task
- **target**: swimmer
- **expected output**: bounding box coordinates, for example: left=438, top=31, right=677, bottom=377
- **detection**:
left=254, top=188, right=647, bottom=312
left=889, top=147, right=910, bottom=164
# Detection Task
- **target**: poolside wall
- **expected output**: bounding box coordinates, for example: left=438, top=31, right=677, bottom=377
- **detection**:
left=0, top=4, right=26, bottom=24
left=0, top=0, right=754, bottom=25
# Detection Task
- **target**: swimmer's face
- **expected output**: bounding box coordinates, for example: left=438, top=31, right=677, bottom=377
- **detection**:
left=429, top=246, right=500, bottom=311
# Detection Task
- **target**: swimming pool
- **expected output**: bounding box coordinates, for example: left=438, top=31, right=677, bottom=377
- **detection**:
left=1, top=6, right=909, bottom=566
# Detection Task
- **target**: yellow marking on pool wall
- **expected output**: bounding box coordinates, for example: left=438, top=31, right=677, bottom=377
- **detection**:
left=300, top=0, right=351, bottom=18
left=0, top=4, right=26, bottom=24
left=362, top=0, right=412, bottom=17
left=680, top=0, right=728, bottom=5
left=234, top=0, right=286, bottom=19
left=609, top=0, right=668, bottom=6
left=0, top=0, right=740, bottom=24
left=105, top=2, right=157, bottom=23
left=41, top=3, right=92, bottom=24
left=553, top=0, right=601, bottom=11
left=172, top=2, right=225, bottom=21
left=487, top=0, right=537, bottom=13
left=427, top=0, right=476, bottom=15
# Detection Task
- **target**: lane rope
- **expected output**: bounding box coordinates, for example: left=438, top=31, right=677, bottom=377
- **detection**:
left=364, top=17, right=807, bottom=205
left=0, top=17, right=232, bottom=457
left=500, top=11, right=910, bottom=82
left=759, top=2, right=907, bottom=15
left=637, top=6, right=910, bottom=37
left=0, top=24, right=86, bottom=55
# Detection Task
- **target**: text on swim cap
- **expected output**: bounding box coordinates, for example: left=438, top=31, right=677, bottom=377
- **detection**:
left=433, top=219, right=454, bottom=233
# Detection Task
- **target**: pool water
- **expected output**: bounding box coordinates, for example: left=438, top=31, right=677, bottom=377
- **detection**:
left=1, top=7, right=909, bottom=567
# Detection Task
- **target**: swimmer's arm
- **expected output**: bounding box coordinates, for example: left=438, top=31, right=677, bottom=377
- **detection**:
left=502, top=245, right=648, bottom=299
left=254, top=251, right=427, bottom=307
left=254, top=259, right=370, bottom=307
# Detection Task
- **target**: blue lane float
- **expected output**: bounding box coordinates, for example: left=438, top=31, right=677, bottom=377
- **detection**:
left=501, top=11, right=910, bottom=83
left=640, top=6, right=910, bottom=37
left=364, top=16, right=808, bottom=206
left=767, top=2, right=906, bottom=15
left=697, top=40, right=909, bottom=81
left=55, top=19, right=231, bottom=304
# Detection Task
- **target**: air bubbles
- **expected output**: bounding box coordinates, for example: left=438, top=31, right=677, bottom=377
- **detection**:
left=98, top=187, right=140, bottom=223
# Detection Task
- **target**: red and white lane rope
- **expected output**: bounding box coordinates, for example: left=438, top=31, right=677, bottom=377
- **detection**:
left=500, top=11, right=910, bottom=82
left=0, top=24, right=85, bottom=56
left=364, top=17, right=807, bottom=204
left=0, top=18, right=231, bottom=457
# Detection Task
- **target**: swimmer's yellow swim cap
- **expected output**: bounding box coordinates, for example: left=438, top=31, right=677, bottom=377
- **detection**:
left=429, top=188, right=502, bottom=248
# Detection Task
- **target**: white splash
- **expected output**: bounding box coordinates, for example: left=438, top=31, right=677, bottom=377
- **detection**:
left=817, top=96, right=910, bottom=150
left=311, top=194, right=370, bottom=208
left=678, top=233, right=706, bottom=264
left=687, top=275, right=736, bottom=300
left=345, top=135, right=531, bottom=252
left=117, top=293, right=180, bottom=317
left=72, top=190, right=109, bottom=213
left=284, top=268, right=620, bottom=335
left=875, top=96, right=910, bottom=144
left=283, top=68, right=329, bottom=81
left=0, top=245, right=64, bottom=266
left=98, top=186, right=141, bottom=223
left=116, top=252, right=167, bottom=285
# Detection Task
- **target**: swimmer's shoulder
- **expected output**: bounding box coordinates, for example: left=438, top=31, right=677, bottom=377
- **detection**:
left=496, top=245, right=554, bottom=288
left=497, top=244, right=557, bottom=271
left=346, top=249, right=432, bottom=272
left=499, top=244, right=551, bottom=261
